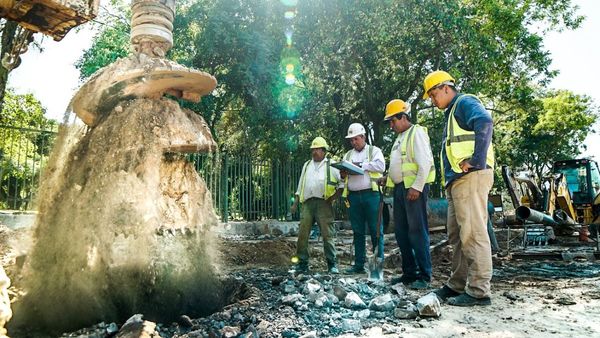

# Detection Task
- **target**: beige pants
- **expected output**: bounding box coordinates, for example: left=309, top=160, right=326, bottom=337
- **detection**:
left=446, top=169, right=494, bottom=298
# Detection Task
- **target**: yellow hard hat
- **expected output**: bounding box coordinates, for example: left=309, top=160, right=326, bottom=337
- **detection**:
left=384, top=99, right=410, bottom=121
left=423, top=70, right=455, bottom=99
left=310, top=136, right=329, bottom=150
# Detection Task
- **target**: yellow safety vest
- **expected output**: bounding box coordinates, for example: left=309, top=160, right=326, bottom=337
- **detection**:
left=392, top=124, right=435, bottom=188
left=342, top=144, right=383, bottom=197
left=298, top=158, right=339, bottom=202
left=442, top=94, right=495, bottom=183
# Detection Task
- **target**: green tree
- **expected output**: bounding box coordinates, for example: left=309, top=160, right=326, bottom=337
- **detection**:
left=75, top=2, right=131, bottom=80
left=0, top=19, right=35, bottom=116
left=294, top=0, right=583, bottom=151
left=75, top=0, right=589, bottom=169
left=495, top=89, right=598, bottom=180
left=0, top=90, right=56, bottom=209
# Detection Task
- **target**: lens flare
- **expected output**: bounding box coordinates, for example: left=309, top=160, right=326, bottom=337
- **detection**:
left=291, top=256, right=299, bottom=263
left=280, top=0, right=298, bottom=6
left=285, top=73, right=296, bottom=85
left=286, top=64, right=294, bottom=72
left=284, top=10, right=296, bottom=19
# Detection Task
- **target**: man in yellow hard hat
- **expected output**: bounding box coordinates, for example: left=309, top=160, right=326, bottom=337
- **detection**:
left=423, top=70, right=495, bottom=307
left=380, top=99, right=435, bottom=289
left=291, top=136, right=343, bottom=274
left=340, top=123, right=386, bottom=274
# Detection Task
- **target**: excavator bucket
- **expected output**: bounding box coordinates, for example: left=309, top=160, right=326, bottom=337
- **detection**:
left=0, top=0, right=99, bottom=41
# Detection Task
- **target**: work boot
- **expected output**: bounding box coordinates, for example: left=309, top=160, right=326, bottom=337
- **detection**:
left=390, top=275, right=416, bottom=286
left=433, top=285, right=461, bottom=301
left=293, top=263, right=309, bottom=274
left=327, top=262, right=339, bottom=274
left=344, top=265, right=367, bottom=275
left=447, top=293, right=491, bottom=307
left=408, top=280, right=430, bottom=290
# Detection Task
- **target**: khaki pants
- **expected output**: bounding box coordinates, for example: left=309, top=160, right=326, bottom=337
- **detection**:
left=296, top=198, right=337, bottom=266
left=446, top=169, right=494, bottom=298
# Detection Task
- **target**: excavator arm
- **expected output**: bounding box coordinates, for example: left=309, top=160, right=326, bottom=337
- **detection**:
left=0, top=0, right=99, bottom=41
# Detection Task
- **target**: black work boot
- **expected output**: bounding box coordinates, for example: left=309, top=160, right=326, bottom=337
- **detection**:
left=293, top=262, right=309, bottom=274
left=447, top=293, right=491, bottom=307
left=433, top=285, right=462, bottom=301
left=390, top=275, right=417, bottom=286
left=344, top=264, right=367, bottom=274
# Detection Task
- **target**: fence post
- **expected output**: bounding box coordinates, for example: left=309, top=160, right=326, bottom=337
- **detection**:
left=220, top=153, right=229, bottom=223
left=272, top=160, right=280, bottom=220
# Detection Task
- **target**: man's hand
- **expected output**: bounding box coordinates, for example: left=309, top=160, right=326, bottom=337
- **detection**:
left=340, top=170, right=348, bottom=179
left=290, top=200, right=298, bottom=214
left=459, top=159, right=474, bottom=173
left=377, top=176, right=387, bottom=186
left=406, top=188, right=421, bottom=201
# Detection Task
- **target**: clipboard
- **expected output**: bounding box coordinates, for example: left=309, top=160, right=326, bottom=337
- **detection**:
left=331, top=160, right=364, bottom=175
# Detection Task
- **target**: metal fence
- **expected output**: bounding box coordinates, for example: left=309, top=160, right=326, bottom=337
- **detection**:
left=191, top=153, right=306, bottom=221
left=0, top=124, right=345, bottom=221
left=0, top=124, right=57, bottom=210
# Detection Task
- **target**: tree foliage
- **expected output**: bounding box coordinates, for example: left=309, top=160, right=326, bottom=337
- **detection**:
left=74, top=0, right=596, bottom=182
left=0, top=90, right=56, bottom=209
left=74, top=2, right=131, bottom=80
left=495, top=89, right=598, bottom=180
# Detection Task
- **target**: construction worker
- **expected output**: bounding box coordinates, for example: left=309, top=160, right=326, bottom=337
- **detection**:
left=341, top=123, right=385, bottom=274
left=424, top=70, right=495, bottom=306
left=291, top=137, right=343, bottom=274
left=380, top=99, right=435, bottom=289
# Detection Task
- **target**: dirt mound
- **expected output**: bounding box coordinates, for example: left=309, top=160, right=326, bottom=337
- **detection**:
left=9, top=98, right=222, bottom=334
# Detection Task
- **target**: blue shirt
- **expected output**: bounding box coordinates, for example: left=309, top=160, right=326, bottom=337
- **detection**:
left=441, top=93, right=494, bottom=187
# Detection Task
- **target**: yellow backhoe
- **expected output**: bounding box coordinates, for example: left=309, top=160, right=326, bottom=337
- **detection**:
left=502, top=158, right=600, bottom=258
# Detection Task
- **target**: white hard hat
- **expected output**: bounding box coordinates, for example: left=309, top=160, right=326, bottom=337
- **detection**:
left=345, top=123, right=366, bottom=139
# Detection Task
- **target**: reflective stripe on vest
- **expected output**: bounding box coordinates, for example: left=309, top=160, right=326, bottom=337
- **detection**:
left=442, top=94, right=495, bottom=181
left=298, top=158, right=339, bottom=202
left=342, top=144, right=382, bottom=197
left=399, top=124, right=435, bottom=188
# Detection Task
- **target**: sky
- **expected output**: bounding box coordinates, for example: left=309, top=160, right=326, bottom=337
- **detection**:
left=6, top=0, right=600, bottom=162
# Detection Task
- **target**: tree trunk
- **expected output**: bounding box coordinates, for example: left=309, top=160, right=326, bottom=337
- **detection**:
left=0, top=20, right=19, bottom=120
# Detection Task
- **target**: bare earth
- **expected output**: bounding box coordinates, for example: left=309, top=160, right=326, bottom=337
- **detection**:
left=2, top=225, right=600, bottom=337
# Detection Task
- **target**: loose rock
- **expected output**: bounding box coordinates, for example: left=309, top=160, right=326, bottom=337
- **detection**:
left=368, top=293, right=395, bottom=311
left=394, top=303, right=419, bottom=319
left=353, top=309, right=371, bottom=320
left=416, top=293, right=442, bottom=317
left=344, top=292, right=367, bottom=309
left=333, top=285, right=348, bottom=300
left=340, top=318, right=362, bottom=333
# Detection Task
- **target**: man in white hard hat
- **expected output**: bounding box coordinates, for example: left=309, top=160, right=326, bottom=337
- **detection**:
left=291, top=137, right=343, bottom=274
left=423, top=70, right=495, bottom=307
left=340, top=123, right=385, bottom=274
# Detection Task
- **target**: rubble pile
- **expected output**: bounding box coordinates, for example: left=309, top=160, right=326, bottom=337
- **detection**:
left=62, top=266, right=443, bottom=337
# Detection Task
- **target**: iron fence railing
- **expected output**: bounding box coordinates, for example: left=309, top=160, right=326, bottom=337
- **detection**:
left=0, top=124, right=57, bottom=210
left=0, top=124, right=347, bottom=221
left=192, top=153, right=342, bottom=222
